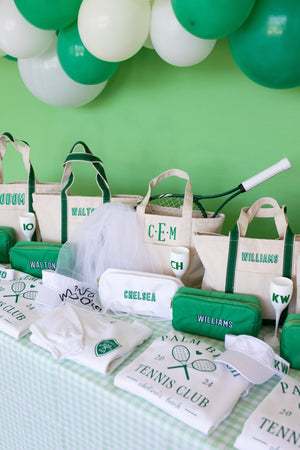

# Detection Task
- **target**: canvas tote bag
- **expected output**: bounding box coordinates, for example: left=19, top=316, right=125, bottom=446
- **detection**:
left=193, top=197, right=300, bottom=320
left=32, top=141, right=142, bottom=243
left=135, top=169, right=225, bottom=288
left=0, top=132, right=60, bottom=241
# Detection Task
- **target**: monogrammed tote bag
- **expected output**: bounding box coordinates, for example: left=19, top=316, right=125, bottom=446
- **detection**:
left=193, top=197, right=300, bottom=320
left=135, top=169, right=225, bottom=288
left=0, top=132, right=60, bottom=241
left=33, top=141, right=142, bottom=243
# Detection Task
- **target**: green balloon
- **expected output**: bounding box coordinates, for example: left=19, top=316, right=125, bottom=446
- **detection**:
left=57, top=23, right=119, bottom=85
left=228, top=0, right=300, bottom=89
left=14, top=0, right=82, bottom=30
left=171, top=0, right=256, bottom=39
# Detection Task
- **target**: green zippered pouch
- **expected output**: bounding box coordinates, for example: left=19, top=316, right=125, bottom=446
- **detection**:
left=9, top=241, right=62, bottom=278
left=0, top=226, right=16, bottom=263
left=280, top=314, right=300, bottom=370
left=172, top=287, right=262, bottom=340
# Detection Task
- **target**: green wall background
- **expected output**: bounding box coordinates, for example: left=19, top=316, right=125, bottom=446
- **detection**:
left=0, top=37, right=299, bottom=236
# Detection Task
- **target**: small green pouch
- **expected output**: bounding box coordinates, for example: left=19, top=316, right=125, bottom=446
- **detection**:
left=172, top=286, right=262, bottom=340
left=0, top=226, right=16, bottom=263
left=280, top=314, right=300, bottom=370
left=9, top=241, right=62, bottom=278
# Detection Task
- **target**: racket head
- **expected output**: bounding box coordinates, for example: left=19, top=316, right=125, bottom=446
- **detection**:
left=22, top=291, right=38, bottom=300
left=172, top=345, right=190, bottom=363
left=11, top=281, right=26, bottom=294
left=191, top=359, right=216, bottom=372
left=148, top=194, right=205, bottom=212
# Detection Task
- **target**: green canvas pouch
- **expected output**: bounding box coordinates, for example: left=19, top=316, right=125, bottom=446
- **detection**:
left=0, top=226, right=16, bottom=263
left=9, top=241, right=62, bottom=278
left=172, top=286, right=262, bottom=340
left=280, top=314, right=300, bottom=369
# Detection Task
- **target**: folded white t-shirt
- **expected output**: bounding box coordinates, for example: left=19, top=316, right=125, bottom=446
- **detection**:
left=0, top=279, right=42, bottom=339
left=30, top=304, right=152, bottom=374
left=114, top=330, right=250, bottom=435
left=235, top=374, right=300, bottom=449
left=30, top=303, right=84, bottom=360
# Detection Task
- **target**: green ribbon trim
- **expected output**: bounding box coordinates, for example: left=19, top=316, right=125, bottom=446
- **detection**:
left=61, top=172, right=74, bottom=243
left=28, top=164, right=37, bottom=240
left=282, top=225, right=294, bottom=278
left=60, top=142, right=111, bottom=243
left=28, top=165, right=35, bottom=213
left=64, top=153, right=101, bottom=163
left=225, top=223, right=239, bottom=293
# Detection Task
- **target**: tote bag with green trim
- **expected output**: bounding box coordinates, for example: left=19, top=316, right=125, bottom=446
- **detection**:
left=32, top=141, right=142, bottom=243
left=136, top=169, right=225, bottom=288
left=193, top=197, right=300, bottom=320
left=0, top=132, right=60, bottom=241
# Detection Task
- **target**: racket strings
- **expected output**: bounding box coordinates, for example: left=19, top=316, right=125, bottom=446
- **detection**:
left=191, top=359, right=216, bottom=372
left=22, top=291, right=38, bottom=300
left=172, top=345, right=190, bottom=363
left=148, top=185, right=242, bottom=218
left=11, top=281, right=26, bottom=294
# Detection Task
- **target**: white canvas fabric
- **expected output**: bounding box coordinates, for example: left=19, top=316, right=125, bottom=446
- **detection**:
left=0, top=279, right=42, bottom=339
left=193, top=197, right=300, bottom=320
left=235, top=374, right=300, bottom=450
left=30, top=305, right=152, bottom=375
left=98, top=268, right=183, bottom=319
left=114, top=330, right=250, bottom=435
left=136, top=169, right=224, bottom=288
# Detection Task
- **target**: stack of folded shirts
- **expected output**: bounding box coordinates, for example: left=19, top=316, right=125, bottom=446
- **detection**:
left=0, top=279, right=42, bottom=339
left=30, top=304, right=152, bottom=374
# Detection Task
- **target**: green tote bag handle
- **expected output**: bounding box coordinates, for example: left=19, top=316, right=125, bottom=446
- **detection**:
left=61, top=141, right=111, bottom=242
left=0, top=132, right=36, bottom=213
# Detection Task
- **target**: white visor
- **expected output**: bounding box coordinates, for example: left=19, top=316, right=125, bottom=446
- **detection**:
left=215, top=334, right=290, bottom=384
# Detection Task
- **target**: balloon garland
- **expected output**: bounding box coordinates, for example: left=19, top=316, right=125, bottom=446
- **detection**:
left=228, top=0, right=300, bottom=89
left=0, top=0, right=299, bottom=108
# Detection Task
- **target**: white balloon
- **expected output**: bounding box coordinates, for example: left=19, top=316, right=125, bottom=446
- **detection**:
left=18, top=38, right=108, bottom=108
left=78, top=0, right=151, bottom=62
left=0, top=0, right=55, bottom=59
left=151, top=0, right=216, bottom=67
left=143, top=33, right=154, bottom=50
left=143, top=0, right=154, bottom=49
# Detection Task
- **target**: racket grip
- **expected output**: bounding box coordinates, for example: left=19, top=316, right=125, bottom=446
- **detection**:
left=240, top=158, right=291, bottom=192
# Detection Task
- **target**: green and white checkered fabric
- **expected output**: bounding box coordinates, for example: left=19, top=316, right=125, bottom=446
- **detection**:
left=0, top=320, right=299, bottom=450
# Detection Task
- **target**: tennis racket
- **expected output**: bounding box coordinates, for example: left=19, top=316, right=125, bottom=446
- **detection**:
left=172, top=345, right=190, bottom=364
left=3, top=281, right=26, bottom=303
left=190, top=359, right=216, bottom=373
left=11, top=281, right=26, bottom=294
left=22, top=291, right=38, bottom=300
left=148, top=158, right=291, bottom=218
left=168, top=345, right=191, bottom=380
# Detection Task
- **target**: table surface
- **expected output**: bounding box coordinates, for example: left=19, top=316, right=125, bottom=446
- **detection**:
left=0, top=318, right=299, bottom=450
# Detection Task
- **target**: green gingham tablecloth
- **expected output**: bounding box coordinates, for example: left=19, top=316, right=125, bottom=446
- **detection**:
left=0, top=318, right=299, bottom=450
